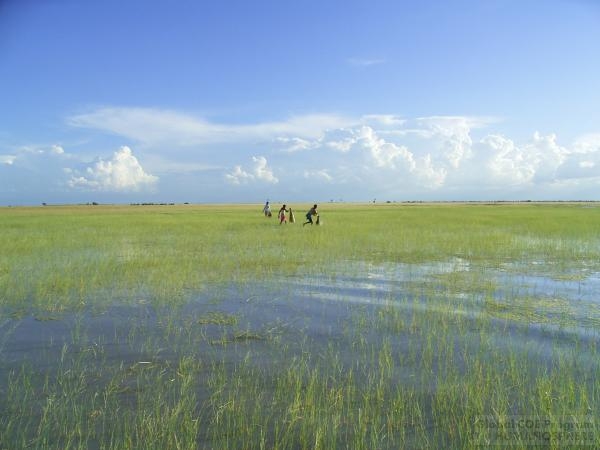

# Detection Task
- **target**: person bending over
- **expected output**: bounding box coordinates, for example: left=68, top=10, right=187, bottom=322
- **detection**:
left=303, top=204, right=318, bottom=226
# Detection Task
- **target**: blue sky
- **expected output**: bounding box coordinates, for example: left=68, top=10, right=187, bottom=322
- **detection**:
left=1, top=0, right=599, bottom=205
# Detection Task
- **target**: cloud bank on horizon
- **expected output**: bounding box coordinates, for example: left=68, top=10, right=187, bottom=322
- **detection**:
left=2, top=107, right=600, bottom=204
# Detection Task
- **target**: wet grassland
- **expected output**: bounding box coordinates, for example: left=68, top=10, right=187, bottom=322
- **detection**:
left=1, top=203, right=600, bottom=448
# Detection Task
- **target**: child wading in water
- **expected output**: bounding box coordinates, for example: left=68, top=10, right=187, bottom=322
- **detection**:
left=278, top=205, right=289, bottom=224
left=303, top=204, right=318, bottom=226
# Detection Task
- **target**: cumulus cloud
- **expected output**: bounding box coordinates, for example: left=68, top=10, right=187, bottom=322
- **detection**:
left=58, top=106, right=600, bottom=201
left=526, top=132, right=567, bottom=182
left=273, top=117, right=600, bottom=197
left=416, top=154, right=448, bottom=189
left=480, top=134, right=531, bottom=184
left=357, top=126, right=449, bottom=188
left=68, top=146, right=158, bottom=191
left=270, top=115, right=492, bottom=173
left=473, top=131, right=571, bottom=185
left=253, top=156, right=278, bottom=183
left=266, top=114, right=600, bottom=196
left=283, top=124, right=449, bottom=189
left=225, top=166, right=254, bottom=185
left=225, top=156, right=278, bottom=185
left=357, top=126, right=415, bottom=169
left=407, top=116, right=497, bottom=169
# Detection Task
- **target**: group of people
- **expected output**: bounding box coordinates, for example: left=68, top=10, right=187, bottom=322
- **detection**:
left=262, top=201, right=319, bottom=225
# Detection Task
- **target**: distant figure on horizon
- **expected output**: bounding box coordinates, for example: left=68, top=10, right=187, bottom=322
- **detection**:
left=263, top=201, right=271, bottom=217
left=303, top=204, right=318, bottom=226
left=278, top=204, right=289, bottom=224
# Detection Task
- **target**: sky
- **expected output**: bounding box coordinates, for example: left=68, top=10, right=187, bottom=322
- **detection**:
left=1, top=0, right=599, bottom=205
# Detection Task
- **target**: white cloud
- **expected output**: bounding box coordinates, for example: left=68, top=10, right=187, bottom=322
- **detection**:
left=526, top=132, right=567, bottom=182
left=225, top=165, right=254, bottom=185
left=321, top=128, right=363, bottom=153
left=410, top=116, right=497, bottom=169
left=479, top=134, right=535, bottom=185
left=225, top=155, right=278, bottom=185
left=470, top=132, right=567, bottom=187
left=276, top=137, right=318, bottom=153
left=356, top=126, right=449, bottom=188
left=361, top=115, right=406, bottom=127
left=50, top=107, right=600, bottom=202
left=556, top=151, right=600, bottom=180
left=1, top=155, right=16, bottom=165
left=69, top=108, right=216, bottom=146
left=357, top=126, right=415, bottom=169
left=69, top=107, right=354, bottom=145
left=304, top=169, right=333, bottom=182
left=68, top=146, right=158, bottom=192
left=271, top=115, right=494, bottom=173
left=0, top=144, right=70, bottom=169
left=417, top=154, right=448, bottom=188
left=464, top=131, right=592, bottom=190
left=572, top=133, right=600, bottom=154
left=271, top=115, right=596, bottom=196
left=252, top=156, right=278, bottom=183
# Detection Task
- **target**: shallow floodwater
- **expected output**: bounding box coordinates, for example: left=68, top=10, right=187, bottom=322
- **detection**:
left=1, top=258, right=600, bottom=448
left=290, top=258, right=600, bottom=330
left=2, top=258, right=599, bottom=375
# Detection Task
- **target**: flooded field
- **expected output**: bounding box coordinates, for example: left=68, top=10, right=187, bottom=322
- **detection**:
left=1, top=203, right=599, bottom=448
left=2, top=258, right=600, bottom=448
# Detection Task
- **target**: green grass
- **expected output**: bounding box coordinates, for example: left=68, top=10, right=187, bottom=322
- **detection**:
left=1, top=203, right=600, bottom=312
left=1, top=202, right=599, bottom=448
left=196, top=312, right=239, bottom=326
